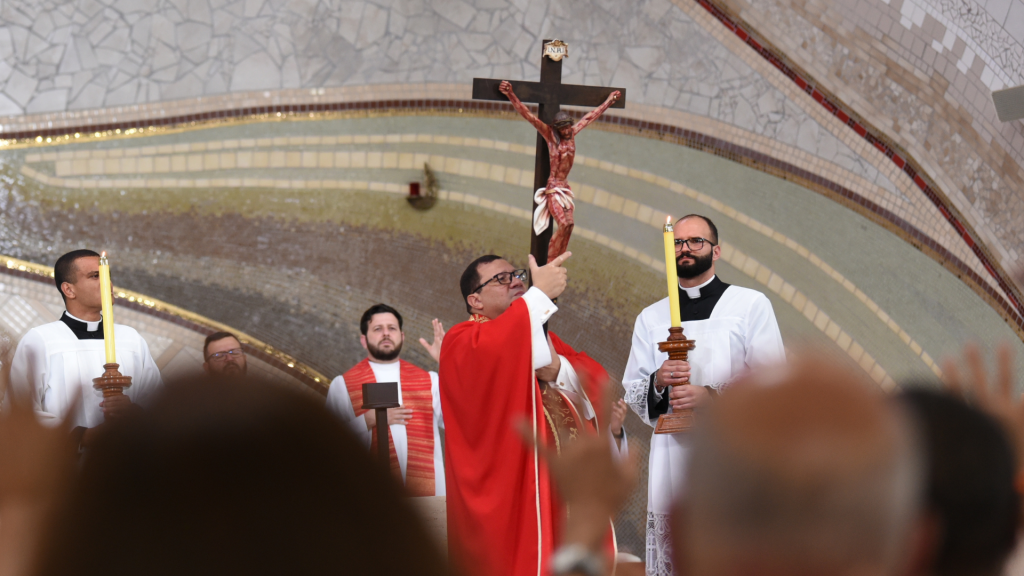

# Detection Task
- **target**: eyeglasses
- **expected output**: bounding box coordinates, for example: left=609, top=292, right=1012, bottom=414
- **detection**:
left=208, top=348, right=245, bottom=362
left=674, top=237, right=716, bottom=252
left=472, top=269, right=528, bottom=294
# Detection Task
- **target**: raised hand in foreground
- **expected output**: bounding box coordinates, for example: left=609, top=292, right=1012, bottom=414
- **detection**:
left=942, top=342, right=1024, bottom=465
left=517, top=380, right=637, bottom=554
left=0, top=345, right=78, bottom=576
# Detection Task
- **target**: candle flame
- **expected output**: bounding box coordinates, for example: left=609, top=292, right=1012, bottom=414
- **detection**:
left=666, top=215, right=672, bottom=224
left=665, top=215, right=674, bottom=232
left=101, top=251, right=107, bottom=257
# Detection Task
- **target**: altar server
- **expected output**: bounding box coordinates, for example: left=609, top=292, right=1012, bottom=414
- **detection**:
left=325, top=304, right=446, bottom=497
left=622, top=215, right=785, bottom=576
left=9, top=250, right=163, bottom=445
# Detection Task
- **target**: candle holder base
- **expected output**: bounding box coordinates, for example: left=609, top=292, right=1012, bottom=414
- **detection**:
left=654, top=409, right=694, bottom=434
left=92, top=363, right=133, bottom=398
left=655, top=326, right=697, bottom=435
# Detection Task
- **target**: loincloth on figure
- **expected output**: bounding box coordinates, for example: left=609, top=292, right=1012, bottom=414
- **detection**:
left=534, top=186, right=576, bottom=260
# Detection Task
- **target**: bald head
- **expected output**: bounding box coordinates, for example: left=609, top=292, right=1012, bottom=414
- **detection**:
left=674, top=361, right=923, bottom=576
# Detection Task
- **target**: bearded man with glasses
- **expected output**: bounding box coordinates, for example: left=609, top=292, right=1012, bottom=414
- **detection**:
left=324, top=303, right=447, bottom=497
left=202, top=331, right=248, bottom=380
left=622, top=214, right=786, bottom=576
left=439, top=251, right=627, bottom=576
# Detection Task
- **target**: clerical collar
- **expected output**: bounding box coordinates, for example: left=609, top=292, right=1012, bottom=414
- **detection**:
left=675, top=276, right=730, bottom=324
left=679, top=275, right=717, bottom=299
left=60, top=311, right=105, bottom=340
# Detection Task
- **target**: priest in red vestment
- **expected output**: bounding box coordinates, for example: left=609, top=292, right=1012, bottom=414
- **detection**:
left=439, top=252, right=620, bottom=576
left=325, top=304, right=445, bottom=497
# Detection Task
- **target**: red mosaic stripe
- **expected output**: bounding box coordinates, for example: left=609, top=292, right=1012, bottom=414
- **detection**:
left=693, top=0, right=1023, bottom=319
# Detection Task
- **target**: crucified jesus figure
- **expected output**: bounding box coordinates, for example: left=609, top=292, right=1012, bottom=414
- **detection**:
left=499, top=80, right=621, bottom=261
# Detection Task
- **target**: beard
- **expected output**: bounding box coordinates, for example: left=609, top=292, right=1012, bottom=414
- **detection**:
left=677, top=251, right=714, bottom=279
left=219, top=361, right=247, bottom=378
left=367, top=338, right=403, bottom=362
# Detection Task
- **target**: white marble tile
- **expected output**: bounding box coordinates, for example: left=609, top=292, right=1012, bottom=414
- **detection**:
left=4, top=68, right=38, bottom=106
left=230, top=50, right=280, bottom=91
left=1006, top=0, right=1024, bottom=42
left=25, top=87, right=67, bottom=113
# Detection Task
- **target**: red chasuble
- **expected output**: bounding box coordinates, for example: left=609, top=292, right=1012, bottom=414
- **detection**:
left=439, top=300, right=614, bottom=576
left=344, top=358, right=436, bottom=497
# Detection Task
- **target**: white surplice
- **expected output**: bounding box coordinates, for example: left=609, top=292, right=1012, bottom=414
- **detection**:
left=622, top=277, right=784, bottom=576
left=8, top=313, right=164, bottom=428
left=325, top=361, right=447, bottom=497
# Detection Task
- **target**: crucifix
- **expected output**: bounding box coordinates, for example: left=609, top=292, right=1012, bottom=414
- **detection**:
left=472, top=39, right=626, bottom=267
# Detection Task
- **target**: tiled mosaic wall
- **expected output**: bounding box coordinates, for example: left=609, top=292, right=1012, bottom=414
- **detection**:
left=0, top=0, right=1020, bottom=321
left=722, top=0, right=1024, bottom=302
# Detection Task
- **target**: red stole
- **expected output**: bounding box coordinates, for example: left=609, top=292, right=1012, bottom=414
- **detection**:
left=344, top=358, right=436, bottom=497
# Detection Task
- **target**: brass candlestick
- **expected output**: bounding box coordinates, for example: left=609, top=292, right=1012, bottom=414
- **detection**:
left=654, top=327, right=696, bottom=434
left=93, top=363, right=133, bottom=414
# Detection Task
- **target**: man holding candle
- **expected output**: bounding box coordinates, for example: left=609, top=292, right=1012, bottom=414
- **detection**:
left=622, top=214, right=785, bottom=576
left=9, top=249, right=163, bottom=448
left=439, top=252, right=626, bottom=576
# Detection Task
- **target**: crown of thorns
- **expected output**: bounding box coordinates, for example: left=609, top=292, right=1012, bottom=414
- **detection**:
left=551, top=112, right=574, bottom=128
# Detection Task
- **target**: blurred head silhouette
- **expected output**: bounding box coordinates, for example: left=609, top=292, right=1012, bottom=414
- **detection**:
left=673, top=359, right=925, bottom=576
left=34, top=375, right=449, bottom=576
left=899, top=387, right=1019, bottom=576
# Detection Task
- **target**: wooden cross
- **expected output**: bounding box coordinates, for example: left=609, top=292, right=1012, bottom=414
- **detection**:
left=472, top=39, right=626, bottom=266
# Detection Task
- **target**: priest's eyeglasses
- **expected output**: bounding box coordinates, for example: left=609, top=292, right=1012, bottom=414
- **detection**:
left=472, top=269, right=528, bottom=293
left=208, top=348, right=245, bottom=362
left=674, top=237, right=716, bottom=252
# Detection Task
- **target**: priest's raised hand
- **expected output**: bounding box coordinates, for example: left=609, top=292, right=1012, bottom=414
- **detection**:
left=528, top=251, right=572, bottom=300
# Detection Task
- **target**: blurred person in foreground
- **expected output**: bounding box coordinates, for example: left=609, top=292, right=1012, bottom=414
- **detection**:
left=898, top=387, right=1019, bottom=576
left=201, top=331, right=247, bottom=380
left=670, top=358, right=926, bottom=576
left=14, top=375, right=448, bottom=576
left=936, top=343, right=1024, bottom=576
left=0, top=333, right=79, bottom=576
left=524, top=356, right=926, bottom=576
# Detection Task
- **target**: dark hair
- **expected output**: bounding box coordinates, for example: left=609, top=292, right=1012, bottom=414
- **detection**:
left=898, top=387, right=1019, bottom=576
left=203, top=331, right=240, bottom=360
left=36, top=376, right=450, bottom=576
left=678, top=214, right=719, bottom=245
left=54, top=249, right=100, bottom=301
left=360, top=304, right=403, bottom=336
left=459, top=255, right=503, bottom=314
